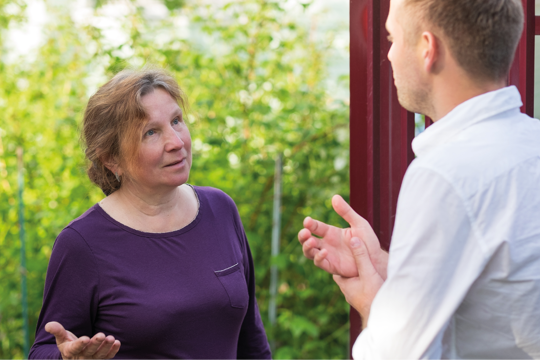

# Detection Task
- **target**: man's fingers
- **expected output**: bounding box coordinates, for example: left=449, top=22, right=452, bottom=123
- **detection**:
left=314, top=249, right=334, bottom=274
left=303, top=216, right=331, bottom=238
left=332, top=274, right=352, bottom=291
left=349, top=237, right=379, bottom=279
left=302, top=239, right=320, bottom=260
left=332, top=195, right=366, bottom=228
left=313, top=248, right=328, bottom=268
left=298, top=228, right=312, bottom=244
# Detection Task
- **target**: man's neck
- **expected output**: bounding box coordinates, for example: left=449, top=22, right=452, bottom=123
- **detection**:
left=429, top=75, right=506, bottom=122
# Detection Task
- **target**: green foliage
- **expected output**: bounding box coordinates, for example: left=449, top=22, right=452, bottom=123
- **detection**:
left=0, top=0, right=350, bottom=358
left=0, top=0, right=25, bottom=30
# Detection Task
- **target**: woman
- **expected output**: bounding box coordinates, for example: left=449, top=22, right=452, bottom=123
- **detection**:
left=29, top=68, right=272, bottom=359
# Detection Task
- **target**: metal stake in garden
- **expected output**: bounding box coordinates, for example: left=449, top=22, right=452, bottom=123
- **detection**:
left=17, top=147, right=29, bottom=358
left=269, top=153, right=282, bottom=337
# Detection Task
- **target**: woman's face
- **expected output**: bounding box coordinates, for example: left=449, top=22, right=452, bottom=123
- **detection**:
left=125, top=87, right=192, bottom=192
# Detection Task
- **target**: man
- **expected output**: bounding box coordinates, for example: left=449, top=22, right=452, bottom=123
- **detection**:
left=298, top=0, right=540, bottom=358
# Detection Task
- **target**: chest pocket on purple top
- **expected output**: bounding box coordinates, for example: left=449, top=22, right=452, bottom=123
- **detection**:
left=214, top=263, right=249, bottom=309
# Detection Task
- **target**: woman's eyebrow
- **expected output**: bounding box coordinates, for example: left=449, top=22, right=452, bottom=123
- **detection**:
left=143, top=120, right=160, bottom=130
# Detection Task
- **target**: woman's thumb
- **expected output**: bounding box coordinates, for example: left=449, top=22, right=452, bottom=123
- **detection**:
left=45, top=322, right=70, bottom=345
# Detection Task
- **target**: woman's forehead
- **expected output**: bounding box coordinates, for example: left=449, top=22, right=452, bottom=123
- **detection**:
left=142, top=89, right=181, bottom=115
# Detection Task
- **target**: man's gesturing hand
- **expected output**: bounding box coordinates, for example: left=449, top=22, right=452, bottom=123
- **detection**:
left=298, top=195, right=388, bottom=279
left=333, top=237, right=384, bottom=328
left=45, top=321, right=121, bottom=359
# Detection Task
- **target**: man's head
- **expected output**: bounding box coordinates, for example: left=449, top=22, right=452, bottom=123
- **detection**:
left=386, top=0, right=524, bottom=117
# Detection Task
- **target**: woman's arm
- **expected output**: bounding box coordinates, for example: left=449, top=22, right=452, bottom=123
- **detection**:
left=29, top=227, right=119, bottom=359
left=237, top=233, right=272, bottom=359
left=228, top=198, right=272, bottom=359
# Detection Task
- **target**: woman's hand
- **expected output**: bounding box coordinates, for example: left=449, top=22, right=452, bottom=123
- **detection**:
left=298, top=195, right=388, bottom=280
left=45, top=322, right=121, bottom=359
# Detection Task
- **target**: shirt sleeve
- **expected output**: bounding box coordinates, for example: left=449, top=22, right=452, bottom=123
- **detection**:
left=353, top=166, right=488, bottom=359
left=228, top=197, right=272, bottom=359
left=29, top=227, right=100, bottom=359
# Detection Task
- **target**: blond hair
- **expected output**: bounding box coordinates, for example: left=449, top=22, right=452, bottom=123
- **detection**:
left=404, top=0, right=524, bottom=82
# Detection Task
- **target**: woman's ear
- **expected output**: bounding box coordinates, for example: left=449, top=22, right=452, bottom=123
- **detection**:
left=101, top=155, right=122, bottom=177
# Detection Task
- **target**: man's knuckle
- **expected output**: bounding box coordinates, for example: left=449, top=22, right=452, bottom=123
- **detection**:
left=355, top=248, right=369, bottom=257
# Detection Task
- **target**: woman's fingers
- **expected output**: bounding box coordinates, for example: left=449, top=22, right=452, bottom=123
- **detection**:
left=45, top=321, right=91, bottom=356
left=45, top=322, right=90, bottom=358
left=45, top=322, right=73, bottom=343
left=44, top=322, right=120, bottom=359
left=104, top=340, right=121, bottom=359
left=80, top=332, right=107, bottom=357
left=91, top=335, right=116, bottom=358
left=106, top=340, right=122, bottom=358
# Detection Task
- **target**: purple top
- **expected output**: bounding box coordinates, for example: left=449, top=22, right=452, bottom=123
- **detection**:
left=29, top=186, right=271, bottom=359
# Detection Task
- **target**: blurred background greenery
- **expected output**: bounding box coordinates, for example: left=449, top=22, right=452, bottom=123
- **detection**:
left=0, top=0, right=350, bottom=358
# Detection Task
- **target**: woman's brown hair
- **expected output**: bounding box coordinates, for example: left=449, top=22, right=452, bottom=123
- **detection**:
left=82, top=67, right=188, bottom=195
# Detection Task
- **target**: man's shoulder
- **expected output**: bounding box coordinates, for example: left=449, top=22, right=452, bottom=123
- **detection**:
left=412, top=114, right=540, bottom=198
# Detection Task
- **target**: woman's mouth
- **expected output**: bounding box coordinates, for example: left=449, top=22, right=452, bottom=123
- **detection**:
left=164, top=158, right=185, bottom=167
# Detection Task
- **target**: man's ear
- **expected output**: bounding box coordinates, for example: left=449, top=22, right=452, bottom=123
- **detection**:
left=421, top=31, right=444, bottom=75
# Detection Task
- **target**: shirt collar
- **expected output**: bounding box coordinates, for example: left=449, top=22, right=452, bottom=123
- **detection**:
left=411, top=86, right=523, bottom=157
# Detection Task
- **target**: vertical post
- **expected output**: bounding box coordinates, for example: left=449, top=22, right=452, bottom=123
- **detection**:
left=349, top=1, right=370, bottom=351
left=17, top=147, right=29, bottom=359
left=350, top=0, right=415, bottom=357
left=508, top=0, right=535, bottom=116
left=268, top=153, right=282, bottom=351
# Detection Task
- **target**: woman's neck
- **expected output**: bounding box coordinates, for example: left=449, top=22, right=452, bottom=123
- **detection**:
left=100, top=183, right=199, bottom=233
left=114, top=182, right=182, bottom=218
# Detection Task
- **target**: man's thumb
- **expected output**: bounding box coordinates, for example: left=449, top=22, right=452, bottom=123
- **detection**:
left=349, top=237, right=378, bottom=278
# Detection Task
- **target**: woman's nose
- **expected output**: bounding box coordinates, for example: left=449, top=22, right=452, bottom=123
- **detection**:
left=164, top=127, right=184, bottom=151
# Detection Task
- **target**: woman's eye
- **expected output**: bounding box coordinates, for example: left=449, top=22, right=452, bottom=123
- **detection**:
left=172, top=117, right=180, bottom=125
left=145, top=129, right=155, bottom=136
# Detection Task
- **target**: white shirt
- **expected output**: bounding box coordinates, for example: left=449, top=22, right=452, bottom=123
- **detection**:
left=352, top=86, right=540, bottom=359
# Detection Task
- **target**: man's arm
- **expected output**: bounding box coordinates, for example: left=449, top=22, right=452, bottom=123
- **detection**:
left=351, top=167, right=487, bottom=359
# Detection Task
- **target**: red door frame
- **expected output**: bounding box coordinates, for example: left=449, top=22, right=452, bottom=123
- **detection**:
left=349, top=0, right=536, bottom=356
